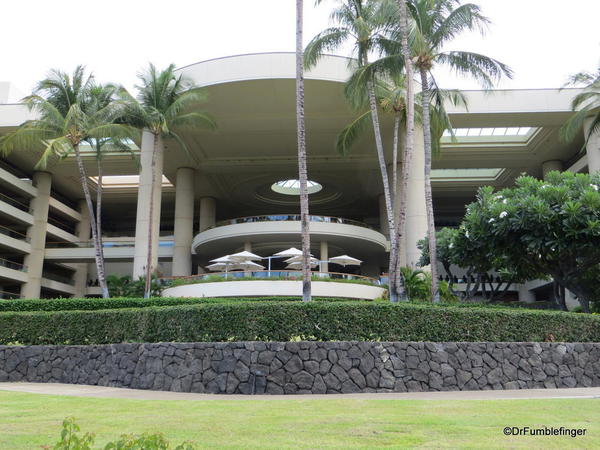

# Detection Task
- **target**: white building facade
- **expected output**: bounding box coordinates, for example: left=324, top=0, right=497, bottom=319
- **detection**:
left=0, top=53, right=597, bottom=302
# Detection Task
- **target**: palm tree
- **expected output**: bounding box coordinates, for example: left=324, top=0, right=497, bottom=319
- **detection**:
left=120, top=64, right=216, bottom=298
left=296, top=0, right=312, bottom=301
left=84, top=83, right=137, bottom=283
left=0, top=67, right=134, bottom=298
left=560, top=65, right=600, bottom=152
left=407, top=0, right=512, bottom=302
left=305, top=0, right=402, bottom=301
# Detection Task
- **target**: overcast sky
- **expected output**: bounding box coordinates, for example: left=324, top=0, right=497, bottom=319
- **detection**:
left=1, top=0, right=598, bottom=100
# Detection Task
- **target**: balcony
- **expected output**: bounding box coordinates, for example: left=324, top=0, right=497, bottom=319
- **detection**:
left=192, top=215, right=389, bottom=258
left=44, top=238, right=175, bottom=262
left=0, top=257, right=28, bottom=284
left=0, top=225, right=31, bottom=253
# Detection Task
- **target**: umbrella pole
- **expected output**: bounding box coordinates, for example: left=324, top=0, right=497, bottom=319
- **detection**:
left=268, top=257, right=271, bottom=278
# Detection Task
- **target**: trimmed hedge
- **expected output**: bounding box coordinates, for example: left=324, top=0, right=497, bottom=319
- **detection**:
left=0, top=296, right=354, bottom=312
left=1, top=301, right=599, bottom=345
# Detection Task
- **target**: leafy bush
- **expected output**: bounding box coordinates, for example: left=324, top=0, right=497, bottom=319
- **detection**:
left=107, top=275, right=163, bottom=298
left=46, top=417, right=195, bottom=449
left=2, top=301, right=598, bottom=345
left=399, top=267, right=458, bottom=303
left=0, top=296, right=356, bottom=313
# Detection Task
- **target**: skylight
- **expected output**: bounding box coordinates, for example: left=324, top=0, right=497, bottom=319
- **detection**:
left=443, top=127, right=535, bottom=138
left=88, top=175, right=173, bottom=189
left=271, top=179, right=323, bottom=196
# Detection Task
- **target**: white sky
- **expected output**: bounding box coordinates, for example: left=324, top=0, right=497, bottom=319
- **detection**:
left=0, top=0, right=598, bottom=100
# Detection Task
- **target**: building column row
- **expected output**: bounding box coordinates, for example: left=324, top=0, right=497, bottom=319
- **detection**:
left=20, top=171, right=52, bottom=299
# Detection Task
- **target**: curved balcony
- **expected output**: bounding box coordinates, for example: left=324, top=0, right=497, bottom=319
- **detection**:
left=192, top=215, right=388, bottom=257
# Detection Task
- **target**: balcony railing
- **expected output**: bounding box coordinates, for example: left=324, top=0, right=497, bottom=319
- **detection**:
left=162, top=270, right=380, bottom=285
left=211, top=215, right=373, bottom=230
left=42, top=272, right=75, bottom=286
left=0, top=192, right=31, bottom=213
left=0, top=290, right=21, bottom=299
left=0, top=257, right=27, bottom=272
left=0, top=225, right=30, bottom=242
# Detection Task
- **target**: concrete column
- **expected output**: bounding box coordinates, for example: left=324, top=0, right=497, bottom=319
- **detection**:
left=198, top=197, right=216, bottom=232
left=405, top=126, right=428, bottom=267
left=542, top=160, right=563, bottom=179
left=518, top=285, right=535, bottom=303
left=172, top=167, right=195, bottom=277
left=72, top=199, right=91, bottom=297
left=21, top=172, right=52, bottom=299
left=320, top=241, right=328, bottom=273
left=133, top=131, right=165, bottom=279
left=585, top=116, right=600, bottom=174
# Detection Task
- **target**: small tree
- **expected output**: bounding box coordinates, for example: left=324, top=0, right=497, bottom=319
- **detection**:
left=450, top=171, right=600, bottom=312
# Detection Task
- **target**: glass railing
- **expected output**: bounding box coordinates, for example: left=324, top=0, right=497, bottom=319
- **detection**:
left=42, top=272, right=75, bottom=286
left=0, top=225, right=30, bottom=242
left=0, top=192, right=31, bottom=213
left=0, top=258, right=27, bottom=272
left=45, top=239, right=174, bottom=249
left=211, top=215, right=373, bottom=230
left=162, top=270, right=381, bottom=285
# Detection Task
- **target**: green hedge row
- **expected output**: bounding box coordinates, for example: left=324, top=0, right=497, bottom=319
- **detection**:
left=1, top=301, right=598, bottom=345
left=0, top=296, right=355, bottom=312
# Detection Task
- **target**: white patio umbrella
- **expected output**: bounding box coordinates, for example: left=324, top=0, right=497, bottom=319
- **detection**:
left=328, top=255, right=363, bottom=267
left=284, top=255, right=319, bottom=265
left=228, top=250, right=262, bottom=262
left=207, top=255, right=238, bottom=278
left=236, top=261, right=265, bottom=270
left=210, top=255, right=236, bottom=263
left=273, top=247, right=310, bottom=257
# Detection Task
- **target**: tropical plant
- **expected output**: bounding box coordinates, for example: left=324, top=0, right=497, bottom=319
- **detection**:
left=305, top=0, right=402, bottom=301
left=0, top=67, right=134, bottom=298
left=453, top=171, right=600, bottom=312
left=296, top=0, right=312, bottom=301
left=106, top=274, right=163, bottom=297
left=405, top=0, right=512, bottom=302
left=120, top=64, right=216, bottom=298
left=560, top=64, right=600, bottom=153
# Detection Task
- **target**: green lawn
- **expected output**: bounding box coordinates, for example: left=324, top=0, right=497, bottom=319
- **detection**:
left=0, top=392, right=598, bottom=448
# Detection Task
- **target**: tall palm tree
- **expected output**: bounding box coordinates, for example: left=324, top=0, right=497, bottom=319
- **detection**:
left=296, top=0, right=312, bottom=301
left=305, top=0, right=402, bottom=301
left=560, top=65, right=600, bottom=152
left=0, top=67, right=134, bottom=298
left=84, top=83, right=137, bottom=283
left=407, top=0, right=512, bottom=302
left=121, top=64, right=216, bottom=298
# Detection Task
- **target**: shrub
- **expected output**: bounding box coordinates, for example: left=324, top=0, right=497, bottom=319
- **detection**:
left=0, top=297, right=355, bottom=313
left=1, top=301, right=598, bottom=345
left=47, top=417, right=195, bottom=449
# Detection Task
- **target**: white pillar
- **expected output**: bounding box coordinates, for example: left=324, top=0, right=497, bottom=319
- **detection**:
left=21, top=172, right=51, bottom=299
left=198, top=197, right=216, bottom=232
left=320, top=241, right=328, bottom=273
left=73, top=199, right=91, bottom=297
left=585, top=116, right=600, bottom=174
left=542, top=160, right=563, bottom=179
left=518, top=285, right=535, bottom=303
left=405, top=126, right=428, bottom=268
left=172, top=167, right=195, bottom=277
left=133, top=130, right=164, bottom=279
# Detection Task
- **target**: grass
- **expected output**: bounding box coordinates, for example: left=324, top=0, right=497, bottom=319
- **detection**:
left=0, top=391, right=598, bottom=448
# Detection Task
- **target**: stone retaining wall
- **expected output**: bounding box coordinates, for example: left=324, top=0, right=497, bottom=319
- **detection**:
left=1, top=342, right=599, bottom=394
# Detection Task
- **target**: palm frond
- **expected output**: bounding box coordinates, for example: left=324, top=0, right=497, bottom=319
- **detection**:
left=336, top=110, right=372, bottom=156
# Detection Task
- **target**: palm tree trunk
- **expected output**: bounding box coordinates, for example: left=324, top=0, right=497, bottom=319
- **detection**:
left=419, top=67, right=440, bottom=303
left=72, top=144, right=109, bottom=298
left=394, top=0, right=415, bottom=302
left=392, top=114, right=400, bottom=200
left=297, top=0, right=311, bottom=302
left=366, top=78, right=398, bottom=302
left=96, top=154, right=106, bottom=293
left=144, top=132, right=160, bottom=298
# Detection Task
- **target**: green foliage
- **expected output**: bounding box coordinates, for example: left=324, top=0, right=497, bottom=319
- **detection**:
left=399, top=267, right=458, bottom=303
left=2, top=300, right=598, bottom=345
left=47, top=417, right=195, bottom=449
left=50, top=417, right=94, bottom=450
left=0, top=297, right=358, bottom=313
left=107, top=275, right=163, bottom=297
